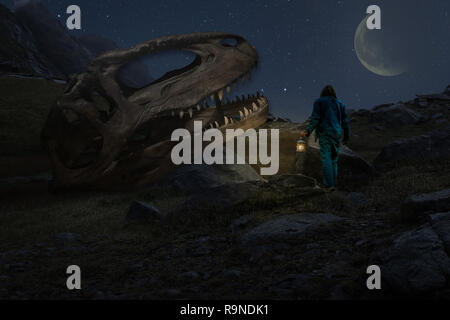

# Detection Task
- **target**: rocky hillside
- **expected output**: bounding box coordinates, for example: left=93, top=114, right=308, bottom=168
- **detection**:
left=0, top=81, right=449, bottom=299
left=0, top=1, right=152, bottom=87
left=0, top=4, right=62, bottom=78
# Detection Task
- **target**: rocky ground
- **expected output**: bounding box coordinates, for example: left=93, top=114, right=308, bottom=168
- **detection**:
left=0, top=79, right=450, bottom=300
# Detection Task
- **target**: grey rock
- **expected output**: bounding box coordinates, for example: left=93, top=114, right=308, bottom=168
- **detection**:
left=355, top=239, right=368, bottom=247
left=436, top=118, right=449, bottom=125
left=274, top=274, right=310, bottom=291
left=249, top=245, right=269, bottom=263
left=295, top=135, right=373, bottom=186
left=94, top=291, right=105, bottom=300
left=53, top=232, right=81, bottom=243
left=430, top=212, right=450, bottom=252
left=130, top=277, right=156, bottom=288
left=125, top=201, right=163, bottom=225
left=223, top=269, right=242, bottom=278
left=172, top=246, right=187, bottom=257
left=157, top=164, right=264, bottom=194
left=416, top=100, right=428, bottom=108
left=380, top=225, right=450, bottom=295
left=268, top=174, right=317, bottom=189
left=240, top=213, right=342, bottom=248
left=374, top=125, right=450, bottom=169
left=431, top=113, right=444, bottom=120
left=369, top=104, right=424, bottom=127
left=346, top=192, right=372, bottom=209
left=329, top=283, right=351, bottom=300
left=166, top=289, right=181, bottom=297
left=179, top=271, right=201, bottom=283
left=7, top=262, right=25, bottom=272
left=230, top=215, right=252, bottom=233
left=401, top=189, right=450, bottom=219
left=445, top=85, right=450, bottom=95
left=169, top=181, right=263, bottom=219
left=127, top=263, right=144, bottom=273
left=353, top=109, right=371, bottom=117
left=416, top=94, right=450, bottom=102
left=192, top=237, right=211, bottom=256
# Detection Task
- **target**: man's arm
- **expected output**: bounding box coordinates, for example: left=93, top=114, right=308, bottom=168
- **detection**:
left=304, top=100, right=321, bottom=136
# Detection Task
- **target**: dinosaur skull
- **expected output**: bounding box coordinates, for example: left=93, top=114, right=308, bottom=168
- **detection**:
left=42, top=32, right=269, bottom=190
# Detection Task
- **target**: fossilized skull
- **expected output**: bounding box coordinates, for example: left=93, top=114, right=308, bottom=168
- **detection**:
left=42, top=32, right=269, bottom=190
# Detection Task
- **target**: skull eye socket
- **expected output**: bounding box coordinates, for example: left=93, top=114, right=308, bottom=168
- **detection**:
left=117, top=50, right=198, bottom=91
left=220, top=38, right=239, bottom=47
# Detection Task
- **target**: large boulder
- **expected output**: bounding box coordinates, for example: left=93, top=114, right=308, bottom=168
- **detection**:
left=160, top=164, right=266, bottom=218
left=380, top=223, right=450, bottom=295
left=430, top=212, right=450, bottom=252
left=374, top=125, right=450, bottom=169
left=294, top=135, right=373, bottom=187
left=157, top=164, right=265, bottom=194
left=268, top=174, right=318, bottom=189
left=401, top=189, right=450, bottom=219
left=240, top=213, right=342, bottom=248
left=124, top=201, right=163, bottom=226
left=369, top=104, right=424, bottom=127
left=415, top=85, right=450, bottom=102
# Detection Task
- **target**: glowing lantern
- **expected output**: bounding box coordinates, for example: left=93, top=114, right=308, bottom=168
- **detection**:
left=296, top=138, right=307, bottom=153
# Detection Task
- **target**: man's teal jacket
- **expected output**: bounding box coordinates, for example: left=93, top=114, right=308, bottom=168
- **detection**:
left=306, top=96, right=350, bottom=141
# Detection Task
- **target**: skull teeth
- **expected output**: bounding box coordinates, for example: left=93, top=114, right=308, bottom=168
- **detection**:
left=218, top=90, right=223, bottom=102
left=188, top=108, right=193, bottom=118
left=179, top=111, right=184, bottom=119
left=244, top=107, right=249, bottom=117
left=252, top=102, right=258, bottom=111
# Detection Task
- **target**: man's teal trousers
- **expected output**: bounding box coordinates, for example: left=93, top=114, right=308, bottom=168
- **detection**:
left=319, top=135, right=340, bottom=188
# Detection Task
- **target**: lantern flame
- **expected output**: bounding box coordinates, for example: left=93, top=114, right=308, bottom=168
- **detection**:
left=296, top=139, right=306, bottom=153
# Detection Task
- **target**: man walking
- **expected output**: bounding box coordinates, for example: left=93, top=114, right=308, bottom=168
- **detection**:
left=300, top=85, right=350, bottom=191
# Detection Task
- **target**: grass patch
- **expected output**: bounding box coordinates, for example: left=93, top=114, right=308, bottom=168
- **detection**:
left=0, top=76, right=64, bottom=156
left=0, top=186, right=187, bottom=249
left=364, top=163, right=450, bottom=214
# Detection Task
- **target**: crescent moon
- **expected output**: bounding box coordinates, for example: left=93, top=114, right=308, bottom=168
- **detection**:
left=354, top=17, right=407, bottom=77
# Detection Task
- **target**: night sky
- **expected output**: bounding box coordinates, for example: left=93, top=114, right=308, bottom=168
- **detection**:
left=1, top=0, right=449, bottom=121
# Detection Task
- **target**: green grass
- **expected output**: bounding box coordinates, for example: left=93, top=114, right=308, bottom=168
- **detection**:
left=0, top=76, right=64, bottom=156
left=0, top=186, right=187, bottom=249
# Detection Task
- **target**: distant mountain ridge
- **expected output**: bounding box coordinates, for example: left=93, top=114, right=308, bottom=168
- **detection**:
left=0, top=0, right=153, bottom=87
